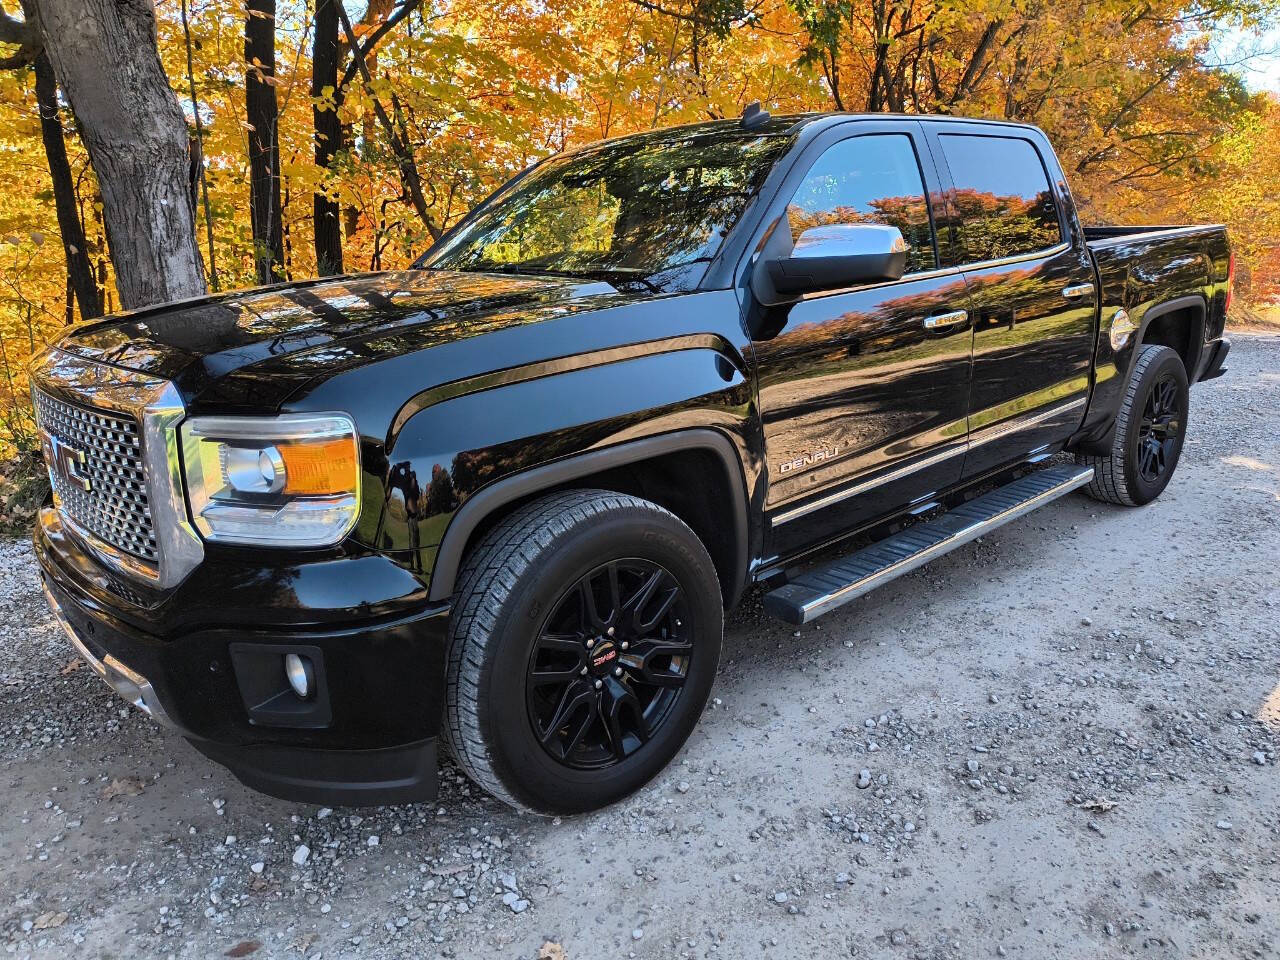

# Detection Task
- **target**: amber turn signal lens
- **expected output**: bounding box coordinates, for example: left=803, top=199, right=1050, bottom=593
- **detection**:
left=278, top=437, right=359, bottom=496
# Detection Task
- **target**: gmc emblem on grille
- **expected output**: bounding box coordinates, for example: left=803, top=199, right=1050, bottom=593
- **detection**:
left=41, top=432, right=92, bottom=492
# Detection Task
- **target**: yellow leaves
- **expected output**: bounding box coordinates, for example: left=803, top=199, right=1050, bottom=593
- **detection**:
left=246, top=58, right=280, bottom=86
left=0, top=0, right=1273, bottom=395
left=314, top=84, right=337, bottom=113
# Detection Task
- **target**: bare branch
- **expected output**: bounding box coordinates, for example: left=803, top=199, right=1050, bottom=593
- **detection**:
left=0, top=5, right=41, bottom=69
left=337, top=0, right=423, bottom=93
left=337, top=1, right=440, bottom=239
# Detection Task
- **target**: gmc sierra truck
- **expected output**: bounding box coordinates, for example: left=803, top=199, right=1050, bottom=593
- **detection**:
left=32, top=110, right=1231, bottom=815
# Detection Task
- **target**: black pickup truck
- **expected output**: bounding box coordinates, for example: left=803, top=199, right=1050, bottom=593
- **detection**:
left=32, top=110, right=1231, bottom=814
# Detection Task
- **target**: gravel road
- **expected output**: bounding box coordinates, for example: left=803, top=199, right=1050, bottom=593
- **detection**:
left=3, top=334, right=1277, bottom=960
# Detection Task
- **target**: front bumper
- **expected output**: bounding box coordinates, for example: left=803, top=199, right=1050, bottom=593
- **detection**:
left=37, top=507, right=451, bottom=806
left=44, top=583, right=177, bottom=728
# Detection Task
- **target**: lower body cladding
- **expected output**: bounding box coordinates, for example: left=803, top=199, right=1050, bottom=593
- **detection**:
left=36, top=530, right=450, bottom=808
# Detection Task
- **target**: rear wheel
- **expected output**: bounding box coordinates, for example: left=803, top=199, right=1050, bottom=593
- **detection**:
left=443, top=489, right=722, bottom=814
left=1077, top=344, right=1189, bottom=506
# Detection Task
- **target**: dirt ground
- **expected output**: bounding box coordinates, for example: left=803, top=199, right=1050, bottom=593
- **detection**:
left=2, top=334, right=1277, bottom=960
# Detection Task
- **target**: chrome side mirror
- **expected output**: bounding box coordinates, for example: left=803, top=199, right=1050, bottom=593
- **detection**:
left=754, top=223, right=908, bottom=301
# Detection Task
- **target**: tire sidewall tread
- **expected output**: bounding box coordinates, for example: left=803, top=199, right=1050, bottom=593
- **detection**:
left=1077, top=344, right=1189, bottom=507
left=443, top=489, right=722, bottom=815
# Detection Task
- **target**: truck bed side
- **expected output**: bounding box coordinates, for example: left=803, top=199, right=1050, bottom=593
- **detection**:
left=1071, top=223, right=1231, bottom=453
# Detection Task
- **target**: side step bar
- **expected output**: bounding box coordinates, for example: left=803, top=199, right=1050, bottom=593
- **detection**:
left=763, top=465, right=1095, bottom=625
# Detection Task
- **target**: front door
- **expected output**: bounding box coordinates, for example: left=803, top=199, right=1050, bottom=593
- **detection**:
left=751, top=126, right=974, bottom=558
left=926, top=125, right=1097, bottom=476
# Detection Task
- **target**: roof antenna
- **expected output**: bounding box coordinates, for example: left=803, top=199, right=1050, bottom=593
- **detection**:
left=740, top=100, right=770, bottom=130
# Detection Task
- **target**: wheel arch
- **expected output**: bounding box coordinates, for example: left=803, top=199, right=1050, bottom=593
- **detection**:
left=1136, top=293, right=1206, bottom=377
left=427, top=430, right=751, bottom=607
left=1068, top=293, right=1207, bottom=458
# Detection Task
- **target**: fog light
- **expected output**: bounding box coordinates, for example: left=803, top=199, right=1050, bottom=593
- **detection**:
left=284, top=653, right=313, bottom=699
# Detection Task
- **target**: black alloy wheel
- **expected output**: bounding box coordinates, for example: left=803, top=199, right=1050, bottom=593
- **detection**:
left=526, top=559, right=692, bottom=770
left=443, top=489, right=723, bottom=814
left=1137, top=373, right=1181, bottom=484
left=1076, top=343, right=1190, bottom=507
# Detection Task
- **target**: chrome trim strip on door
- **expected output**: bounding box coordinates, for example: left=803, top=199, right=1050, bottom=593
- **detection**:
left=792, top=265, right=962, bottom=303
left=966, top=396, right=1087, bottom=451
left=771, top=442, right=969, bottom=525
left=788, top=243, right=1071, bottom=305
left=770, top=396, right=1088, bottom=526
left=958, top=242, right=1070, bottom=272
left=1061, top=283, right=1094, bottom=299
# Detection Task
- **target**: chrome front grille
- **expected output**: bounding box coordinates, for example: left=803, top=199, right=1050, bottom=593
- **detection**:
left=34, top=389, right=158, bottom=563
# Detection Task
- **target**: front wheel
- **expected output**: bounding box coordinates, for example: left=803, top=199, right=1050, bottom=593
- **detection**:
left=1077, top=343, right=1189, bottom=506
left=443, top=489, right=722, bottom=814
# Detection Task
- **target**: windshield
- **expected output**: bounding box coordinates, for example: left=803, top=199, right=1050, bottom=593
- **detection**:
left=418, top=128, right=792, bottom=291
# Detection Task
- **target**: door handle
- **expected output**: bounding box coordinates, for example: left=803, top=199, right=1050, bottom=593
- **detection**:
left=1061, top=283, right=1094, bottom=300
left=922, top=309, right=968, bottom=331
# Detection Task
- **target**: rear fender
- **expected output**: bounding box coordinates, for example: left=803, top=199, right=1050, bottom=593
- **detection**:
left=1070, top=293, right=1206, bottom=455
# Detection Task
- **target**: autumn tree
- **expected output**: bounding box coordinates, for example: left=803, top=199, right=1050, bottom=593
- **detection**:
left=32, top=49, right=100, bottom=320
left=245, top=0, right=286, bottom=283
left=312, top=0, right=343, bottom=275
left=0, top=3, right=100, bottom=320
left=0, top=0, right=1277, bottom=360
left=34, top=0, right=205, bottom=309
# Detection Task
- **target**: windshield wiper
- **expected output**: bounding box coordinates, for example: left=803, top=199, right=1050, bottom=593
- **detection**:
left=530, top=267, right=662, bottom=294
left=459, top=263, right=662, bottom=294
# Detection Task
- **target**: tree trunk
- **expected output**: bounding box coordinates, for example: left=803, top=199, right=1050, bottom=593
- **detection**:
left=312, top=0, right=343, bottom=275
left=37, top=0, right=205, bottom=310
left=32, top=51, right=101, bottom=321
left=245, top=0, right=286, bottom=284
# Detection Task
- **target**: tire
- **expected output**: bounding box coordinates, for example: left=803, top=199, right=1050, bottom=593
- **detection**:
left=1077, top=344, right=1189, bottom=506
left=443, top=489, right=723, bottom=815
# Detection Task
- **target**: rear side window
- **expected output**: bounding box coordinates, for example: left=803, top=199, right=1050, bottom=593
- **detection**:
left=786, top=134, right=937, bottom=274
left=937, top=134, right=1062, bottom=264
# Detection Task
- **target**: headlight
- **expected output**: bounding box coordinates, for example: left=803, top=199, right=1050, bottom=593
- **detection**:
left=180, top=413, right=361, bottom=547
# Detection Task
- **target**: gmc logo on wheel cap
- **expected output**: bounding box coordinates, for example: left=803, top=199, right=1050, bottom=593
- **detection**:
left=591, top=647, right=617, bottom=668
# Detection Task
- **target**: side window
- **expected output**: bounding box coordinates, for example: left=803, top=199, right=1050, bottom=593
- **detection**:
left=786, top=134, right=937, bottom=274
left=938, top=134, right=1062, bottom=264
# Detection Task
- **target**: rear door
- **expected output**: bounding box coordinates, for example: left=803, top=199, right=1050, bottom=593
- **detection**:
left=749, top=121, right=974, bottom=558
left=924, top=123, right=1096, bottom=476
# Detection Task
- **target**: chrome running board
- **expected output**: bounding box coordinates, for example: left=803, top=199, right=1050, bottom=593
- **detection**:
left=763, top=465, right=1095, bottom=625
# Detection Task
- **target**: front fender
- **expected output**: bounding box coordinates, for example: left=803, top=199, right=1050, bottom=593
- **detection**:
left=370, top=343, right=758, bottom=596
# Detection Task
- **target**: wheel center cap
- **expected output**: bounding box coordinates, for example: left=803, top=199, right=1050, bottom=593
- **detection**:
left=588, top=640, right=618, bottom=674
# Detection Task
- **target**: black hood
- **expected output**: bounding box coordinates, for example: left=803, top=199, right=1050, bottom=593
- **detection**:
left=54, top=270, right=641, bottom=410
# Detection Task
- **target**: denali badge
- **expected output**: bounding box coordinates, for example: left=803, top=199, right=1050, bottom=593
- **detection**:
left=42, top=433, right=92, bottom=492
left=778, top=445, right=840, bottom=475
